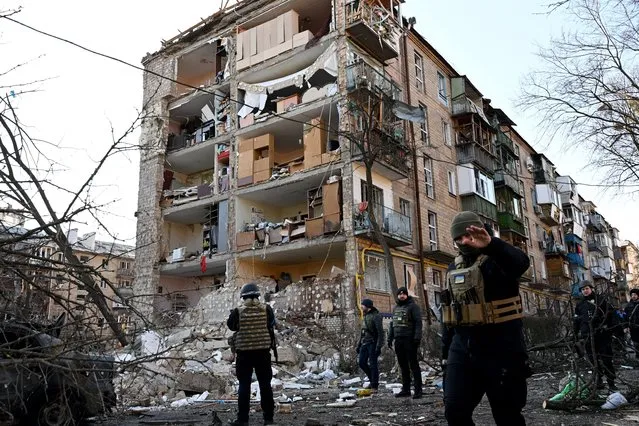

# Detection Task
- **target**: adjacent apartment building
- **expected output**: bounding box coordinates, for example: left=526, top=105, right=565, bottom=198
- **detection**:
left=134, top=0, right=633, bottom=320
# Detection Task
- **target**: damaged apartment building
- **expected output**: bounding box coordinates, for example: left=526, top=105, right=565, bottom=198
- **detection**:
left=134, top=0, right=631, bottom=322
left=134, top=0, right=458, bottom=320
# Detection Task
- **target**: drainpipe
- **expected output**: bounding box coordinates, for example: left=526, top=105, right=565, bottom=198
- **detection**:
left=401, top=23, right=431, bottom=325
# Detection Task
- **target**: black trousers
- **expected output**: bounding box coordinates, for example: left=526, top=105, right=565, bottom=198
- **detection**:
left=585, top=333, right=615, bottom=384
left=394, top=337, right=421, bottom=392
left=235, top=349, right=274, bottom=422
left=444, top=336, right=528, bottom=426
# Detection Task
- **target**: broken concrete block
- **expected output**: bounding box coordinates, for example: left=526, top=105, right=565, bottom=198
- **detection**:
left=165, top=328, right=193, bottom=348
left=176, top=371, right=219, bottom=393
left=274, top=345, right=301, bottom=366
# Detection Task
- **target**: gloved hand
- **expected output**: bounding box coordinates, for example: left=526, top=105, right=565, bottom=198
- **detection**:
left=387, top=341, right=393, bottom=350
left=375, top=348, right=381, bottom=357
left=441, top=359, right=448, bottom=368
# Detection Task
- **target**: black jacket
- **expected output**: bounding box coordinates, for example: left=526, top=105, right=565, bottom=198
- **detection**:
left=388, top=296, right=422, bottom=342
left=441, top=237, right=530, bottom=360
left=573, top=294, right=614, bottom=338
left=625, top=300, right=639, bottom=342
left=358, top=307, right=384, bottom=350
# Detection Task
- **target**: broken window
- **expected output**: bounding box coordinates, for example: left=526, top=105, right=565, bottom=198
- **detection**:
left=419, top=103, right=429, bottom=145
left=171, top=293, right=189, bottom=312
left=364, top=254, right=390, bottom=293
left=437, top=72, right=448, bottom=104
left=428, top=211, right=438, bottom=251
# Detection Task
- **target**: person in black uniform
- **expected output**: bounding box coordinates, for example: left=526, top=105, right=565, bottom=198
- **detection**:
left=624, top=288, right=639, bottom=352
left=388, top=287, right=423, bottom=399
left=574, top=281, right=617, bottom=390
left=441, top=211, right=531, bottom=426
left=227, top=283, right=276, bottom=426
left=356, top=298, right=384, bottom=390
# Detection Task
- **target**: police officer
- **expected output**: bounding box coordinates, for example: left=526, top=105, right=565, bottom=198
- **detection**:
left=227, top=283, right=276, bottom=426
left=624, top=288, right=639, bottom=351
left=441, top=211, right=530, bottom=426
left=387, top=287, right=423, bottom=398
left=574, top=281, right=617, bottom=390
left=356, top=298, right=384, bottom=390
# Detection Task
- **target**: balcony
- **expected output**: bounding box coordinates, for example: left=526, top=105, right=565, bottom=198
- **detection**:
left=587, top=239, right=603, bottom=254
left=451, top=96, right=488, bottom=121
left=567, top=252, right=586, bottom=268
left=456, top=142, right=496, bottom=174
left=345, top=1, right=398, bottom=62
left=496, top=131, right=517, bottom=156
left=537, top=203, right=561, bottom=227
left=460, top=194, right=497, bottom=222
left=591, top=265, right=607, bottom=279
left=494, top=170, right=520, bottom=194
left=521, top=266, right=534, bottom=282
left=116, top=268, right=134, bottom=278
left=346, top=60, right=401, bottom=100
left=353, top=204, right=412, bottom=247
left=497, top=212, right=526, bottom=237
left=351, top=127, right=410, bottom=180
left=586, top=213, right=605, bottom=231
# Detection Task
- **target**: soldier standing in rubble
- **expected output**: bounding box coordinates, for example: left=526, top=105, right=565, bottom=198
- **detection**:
left=227, top=283, right=276, bottom=426
left=387, top=287, right=423, bottom=398
left=574, top=281, right=617, bottom=391
left=356, top=298, right=384, bottom=391
left=441, top=212, right=531, bottom=426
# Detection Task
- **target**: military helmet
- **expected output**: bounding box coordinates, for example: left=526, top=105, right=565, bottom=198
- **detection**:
left=240, top=283, right=260, bottom=299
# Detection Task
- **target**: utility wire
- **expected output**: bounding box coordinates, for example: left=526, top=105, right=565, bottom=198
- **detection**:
left=3, top=15, right=638, bottom=191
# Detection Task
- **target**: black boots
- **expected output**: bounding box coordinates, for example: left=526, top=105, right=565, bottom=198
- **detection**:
left=395, top=390, right=411, bottom=397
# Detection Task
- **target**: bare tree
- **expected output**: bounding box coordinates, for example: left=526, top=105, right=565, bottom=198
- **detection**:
left=342, top=67, right=412, bottom=297
left=521, top=0, right=639, bottom=190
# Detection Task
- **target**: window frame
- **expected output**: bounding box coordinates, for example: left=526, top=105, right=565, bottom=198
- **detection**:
left=428, top=211, right=438, bottom=251
left=414, top=52, right=425, bottom=92
left=424, top=157, right=434, bottom=199
left=437, top=71, right=448, bottom=104
left=447, top=170, right=456, bottom=195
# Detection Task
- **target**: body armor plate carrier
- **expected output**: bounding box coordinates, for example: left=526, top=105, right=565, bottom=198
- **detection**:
left=442, top=255, right=523, bottom=326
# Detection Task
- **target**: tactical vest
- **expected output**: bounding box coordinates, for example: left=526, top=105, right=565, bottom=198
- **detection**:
left=442, top=255, right=523, bottom=326
left=234, top=301, right=272, bottom=351
left=392, top=304, right=413, bottom=331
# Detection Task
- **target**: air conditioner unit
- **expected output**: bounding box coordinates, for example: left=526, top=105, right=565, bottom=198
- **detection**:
left=533, top=205, right=542, bottom=215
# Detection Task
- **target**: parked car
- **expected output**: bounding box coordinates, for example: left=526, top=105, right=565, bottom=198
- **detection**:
left=0, top=315, right=115, bottom=425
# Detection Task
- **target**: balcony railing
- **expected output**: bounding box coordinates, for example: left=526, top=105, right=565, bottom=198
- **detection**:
left=496, top=131, right=516, bottom=156
left=494, top=170, right=519, bottom=194
left=591, top=265, right=607, bottom=279
left=587, top=239, right=603, bottom=253
left=586, top=213, right=605, bottom=231
left=345, top=1, right=398, bottom=62
left=497, top=212, right=526, bottom=236
left=545, top=243, right=567, bottom=256
left=117, top=268, right=134, bottom=278
left=451, top=96, right=489, bottom=122
left=456, top=142, right=496, bottom=174
left=353, top=204, right=412, bottom=246
left=461, top=194, right=497, bottom=222
left=567, top=252, right=585, bottom=267
left=351, top=127, right=410, bottom=179
left=346, top=60, right=400, bottom=100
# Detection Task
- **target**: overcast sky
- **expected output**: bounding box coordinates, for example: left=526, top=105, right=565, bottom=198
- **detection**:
left=1, top=0, right=636, bottom=243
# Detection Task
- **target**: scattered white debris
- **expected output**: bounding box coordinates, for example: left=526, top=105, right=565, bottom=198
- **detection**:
left=292, top=396, right=303, bottom=402
left=342, top=377, right=362, bottom=385
left=318, top=369, right=336, bottom=380
left=338, top=392, right=355, bottom=400
left=326, top=400, right=356, bottom=407
left=621, top=365, right=634, bottom=370
left=283, top=382, right=313, bottom=390
left=388, top=413, right=398, bottom=417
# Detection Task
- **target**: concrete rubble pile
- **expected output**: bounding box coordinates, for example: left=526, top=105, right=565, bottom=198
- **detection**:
left=113, top=276, right=354, bottom=408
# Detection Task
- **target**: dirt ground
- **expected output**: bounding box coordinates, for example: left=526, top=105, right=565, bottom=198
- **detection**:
left=94, top=368, right=639, bottom=426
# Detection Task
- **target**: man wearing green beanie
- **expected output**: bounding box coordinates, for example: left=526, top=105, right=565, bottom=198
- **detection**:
left=441, top=211, right=531, bottom=426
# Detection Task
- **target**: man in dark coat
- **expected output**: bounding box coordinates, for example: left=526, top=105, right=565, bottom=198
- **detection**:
left=441, top=212, right=531, bottom=426
left=574, top=281, right=617, bottom=390
left=388, top=287, right=423, bottom=398
left=624, top=288, right=639, bottom=350
left=356, top=298, right=384, bottom=390
left=227, top=283, right=276, bottom=426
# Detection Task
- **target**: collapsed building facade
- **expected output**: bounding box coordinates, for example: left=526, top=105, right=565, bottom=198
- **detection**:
left=134, top=0, right=632, bottom=324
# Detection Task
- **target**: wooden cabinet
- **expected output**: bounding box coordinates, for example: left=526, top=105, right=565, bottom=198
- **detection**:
left=305, top=181, right=342, bottom=238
